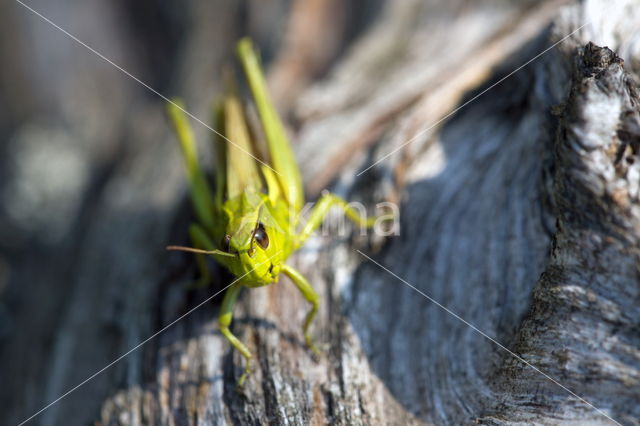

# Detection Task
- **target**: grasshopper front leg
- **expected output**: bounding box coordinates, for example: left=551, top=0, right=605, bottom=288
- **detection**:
left=296, top=191, right=377, bottom=248
left=219, top=283, right=253, bottom=386
left=281, top=264, right=321, bottom=356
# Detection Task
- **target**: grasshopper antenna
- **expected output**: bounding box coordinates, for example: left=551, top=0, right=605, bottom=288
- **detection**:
left=166, top=245, right=235, bottom=257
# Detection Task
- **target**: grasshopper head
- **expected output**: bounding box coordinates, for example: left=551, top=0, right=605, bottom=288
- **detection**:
left=214, top=192, right=289, bottom=285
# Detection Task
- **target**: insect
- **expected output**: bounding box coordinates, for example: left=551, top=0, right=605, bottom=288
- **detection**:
left=167, top=38, right=377, bottom=385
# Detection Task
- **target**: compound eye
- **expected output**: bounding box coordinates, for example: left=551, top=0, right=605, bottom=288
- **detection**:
left=253, top=223, right=269, bottom=249
left=220, top=234, right=232, bottom=252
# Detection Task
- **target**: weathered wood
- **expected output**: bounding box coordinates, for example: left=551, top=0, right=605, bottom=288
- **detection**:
left=482, top=40, right=640, bottom=425
left=2, top=0, right=640, bottom=425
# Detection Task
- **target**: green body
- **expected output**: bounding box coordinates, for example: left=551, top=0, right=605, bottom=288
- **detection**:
left=168, top=38, right=376, bottom=385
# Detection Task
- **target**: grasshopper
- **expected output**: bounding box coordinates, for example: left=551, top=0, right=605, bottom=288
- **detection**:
left=167, top=38, right=377, bottom=385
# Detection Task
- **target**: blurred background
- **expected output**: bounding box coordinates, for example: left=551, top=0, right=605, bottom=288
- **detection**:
left=0, top=0, right=380, bottom=253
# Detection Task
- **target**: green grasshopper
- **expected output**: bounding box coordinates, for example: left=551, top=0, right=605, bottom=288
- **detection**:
left=167, top=38, right=376, bottom=385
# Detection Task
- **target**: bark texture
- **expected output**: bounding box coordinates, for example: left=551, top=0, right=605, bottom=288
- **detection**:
left=1, top=0, right=640, bottom=425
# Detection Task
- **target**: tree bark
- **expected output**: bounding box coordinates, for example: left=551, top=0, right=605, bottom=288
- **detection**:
left=1, top=0, right=640, bottom=425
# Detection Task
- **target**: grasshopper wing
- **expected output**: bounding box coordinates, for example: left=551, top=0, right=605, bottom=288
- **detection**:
left=222, top=93, right=263, bottom=200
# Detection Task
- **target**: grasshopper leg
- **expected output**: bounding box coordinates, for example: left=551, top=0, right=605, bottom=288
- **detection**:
left=219, top=282, right=253, bottom=385
left=296, top=191, right=377, bottom=248
left=187, top=224, right=214, bottom=288
left=282, top=264, right=321, bottom=357
left=166, top=101, right=216, bottom=230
